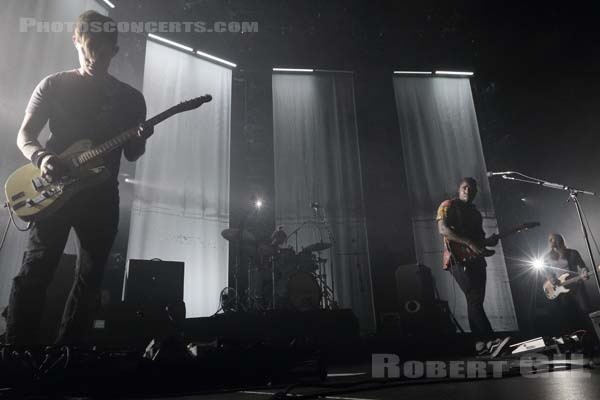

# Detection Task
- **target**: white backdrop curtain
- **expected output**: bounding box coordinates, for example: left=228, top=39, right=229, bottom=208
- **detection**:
left=272, top=72, right=375, bottom=332
left=126, top=40, right=231, bottom=318
left=393, top=76, right=518, bottom=332
left=0, top=0, right=106, bottom=333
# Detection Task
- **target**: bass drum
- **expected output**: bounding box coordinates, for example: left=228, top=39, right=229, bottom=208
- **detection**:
left=287, top=271, right=321, bottom=311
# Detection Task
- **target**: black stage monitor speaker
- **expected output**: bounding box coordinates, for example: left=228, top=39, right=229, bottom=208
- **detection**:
left=122, top=259, right=184, bottom=306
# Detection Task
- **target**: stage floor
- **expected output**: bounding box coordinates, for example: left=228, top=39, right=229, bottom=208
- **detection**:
left=132, top=367, right=600, bottom=400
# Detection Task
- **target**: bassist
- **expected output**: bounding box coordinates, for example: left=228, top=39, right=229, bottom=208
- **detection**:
left=543, top=234, right=593, bottom=334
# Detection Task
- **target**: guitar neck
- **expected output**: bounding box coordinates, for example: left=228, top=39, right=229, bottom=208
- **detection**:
left=497, top=228, right=521, bottom=240
left=562, top=274, right=587, bottom=286
left=74, top=106, right=180, bottom=166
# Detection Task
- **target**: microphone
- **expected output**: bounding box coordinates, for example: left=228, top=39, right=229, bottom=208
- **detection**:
left=487, top=171, right=513, bottom=177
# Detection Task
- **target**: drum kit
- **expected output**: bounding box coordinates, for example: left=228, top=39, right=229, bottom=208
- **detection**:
left=220, top=226, right=336, bottom=312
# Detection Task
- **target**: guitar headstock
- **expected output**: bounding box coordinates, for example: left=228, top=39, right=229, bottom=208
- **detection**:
left=174, top=95, right=213, bottom=113
left=517, top=221, right=541, bottom=231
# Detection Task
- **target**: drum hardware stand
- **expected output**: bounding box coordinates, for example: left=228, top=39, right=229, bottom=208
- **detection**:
left=495, top=171, right=600, bottom=295
left=286, top=221, right=313, bottom=252
left=314, top=268, right=336, bottom=309
left=245, top=259, right=265, bottom=311
left=315, top=205, right=337, bottom=305
left=232, top=208, right=259, bottom=312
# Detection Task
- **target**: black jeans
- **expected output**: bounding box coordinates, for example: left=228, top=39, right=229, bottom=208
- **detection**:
left=450, top=263, right=494, bottom=340
left=557, top=284, right=593, bottom=334
left=6, top=189, right=118, bottom=345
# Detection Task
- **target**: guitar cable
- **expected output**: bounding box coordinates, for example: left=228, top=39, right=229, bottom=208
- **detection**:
left=0, top=198, right=32, bottom=253
left=0, top=211, right=10, bottom=253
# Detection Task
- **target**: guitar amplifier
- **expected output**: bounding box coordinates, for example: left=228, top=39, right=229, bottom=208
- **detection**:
left=395, top=264, right=436, bottom=335
left=122, top=259, right=184, bottom=306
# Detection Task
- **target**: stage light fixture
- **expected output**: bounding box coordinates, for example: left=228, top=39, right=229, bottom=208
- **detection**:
left=393, top=71, right=433, bottom=75
left=195, top=50, right=237, bottom=68
left=254, top=198, right=263, bottom=210
left=435, top=70, right=474, bottom=76
left=273, top=68, right=314, bottom=73
left=148, top=33, right=193, bottom=52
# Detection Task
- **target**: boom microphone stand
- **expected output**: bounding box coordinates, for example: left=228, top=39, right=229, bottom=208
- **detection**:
left=490, top=171, right=600, bottom=296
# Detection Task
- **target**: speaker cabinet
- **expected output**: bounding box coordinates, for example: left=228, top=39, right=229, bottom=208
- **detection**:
left=122, top=259, right=184, bottom=306
left=395, top=263, right=451, bottom=336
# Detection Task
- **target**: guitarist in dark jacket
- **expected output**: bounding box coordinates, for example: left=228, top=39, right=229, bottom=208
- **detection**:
left=5, top=10, right=151, bottom=345
left=437, top=177, right=507, bottom=356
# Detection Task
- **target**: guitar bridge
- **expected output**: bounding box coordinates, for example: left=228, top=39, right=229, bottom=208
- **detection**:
left=31, top=176, right=50, bottom=191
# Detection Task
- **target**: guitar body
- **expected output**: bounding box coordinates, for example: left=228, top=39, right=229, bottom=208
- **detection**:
left=4, top=140, right=109, bottom=222
left=446, top=241, right=495, bottom=266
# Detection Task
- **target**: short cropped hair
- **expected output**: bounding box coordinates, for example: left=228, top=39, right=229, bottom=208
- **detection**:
left=459, top=177, right=478, bottom=187
left=74, top=10, right=118, bottom=56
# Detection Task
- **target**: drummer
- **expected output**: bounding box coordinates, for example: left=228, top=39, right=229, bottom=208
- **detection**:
left=271, top=225, right=288, bottom=247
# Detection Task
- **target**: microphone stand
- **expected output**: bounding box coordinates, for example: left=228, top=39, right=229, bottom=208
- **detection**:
left=496, top=172, right=600, bottom=296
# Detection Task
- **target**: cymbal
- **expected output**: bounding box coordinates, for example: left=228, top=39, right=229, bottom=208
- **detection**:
left=303, top=241, right=332, bottom=252
left=221, top=228, right=256, bottom=243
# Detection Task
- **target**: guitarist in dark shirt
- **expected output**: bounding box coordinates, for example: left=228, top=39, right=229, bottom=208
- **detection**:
left=543, top=234, right=593, bottom=335
left=5, top=11, right=152, bottom=346
left=437, top=177, right=508, bottom=357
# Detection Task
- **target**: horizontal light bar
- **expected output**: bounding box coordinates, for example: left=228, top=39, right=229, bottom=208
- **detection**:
left=102, top=0, right=115, bottom=8
left=196, top=50, right=237, bottom=68
left=273, top=68, right=314, bottom=73
left=435, top=70, right=474, bottom=76
left=148, top=33, right=193, bottom=52
left=393, top=71, right=432, bottom=75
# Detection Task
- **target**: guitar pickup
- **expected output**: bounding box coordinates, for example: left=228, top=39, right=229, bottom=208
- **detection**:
left=11, top=192, right=25, bottom=201
left=31, top=176, right=49, bottom=191
left=12, top=200, right=27, bottom=211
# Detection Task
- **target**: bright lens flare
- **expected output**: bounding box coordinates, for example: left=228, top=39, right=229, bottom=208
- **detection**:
left=255, top=199, right=263, bottom=209
left=531, top=258, right=545, bottom=270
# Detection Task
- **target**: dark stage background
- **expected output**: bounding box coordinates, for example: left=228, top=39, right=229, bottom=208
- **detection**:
left=2, top=1, right=600, bottom=338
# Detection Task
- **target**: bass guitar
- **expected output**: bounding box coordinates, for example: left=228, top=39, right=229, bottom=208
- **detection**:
left=543, top=266, right=589, bottom=300
left=4, top=95, right=212, bottom=222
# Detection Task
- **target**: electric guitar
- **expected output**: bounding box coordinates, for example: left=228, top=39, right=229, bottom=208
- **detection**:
left=4, top=95, right=212, bottom=222
left=543, top=263, right=590, bottom=300
left=444, top=221, right=540, bottom=268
